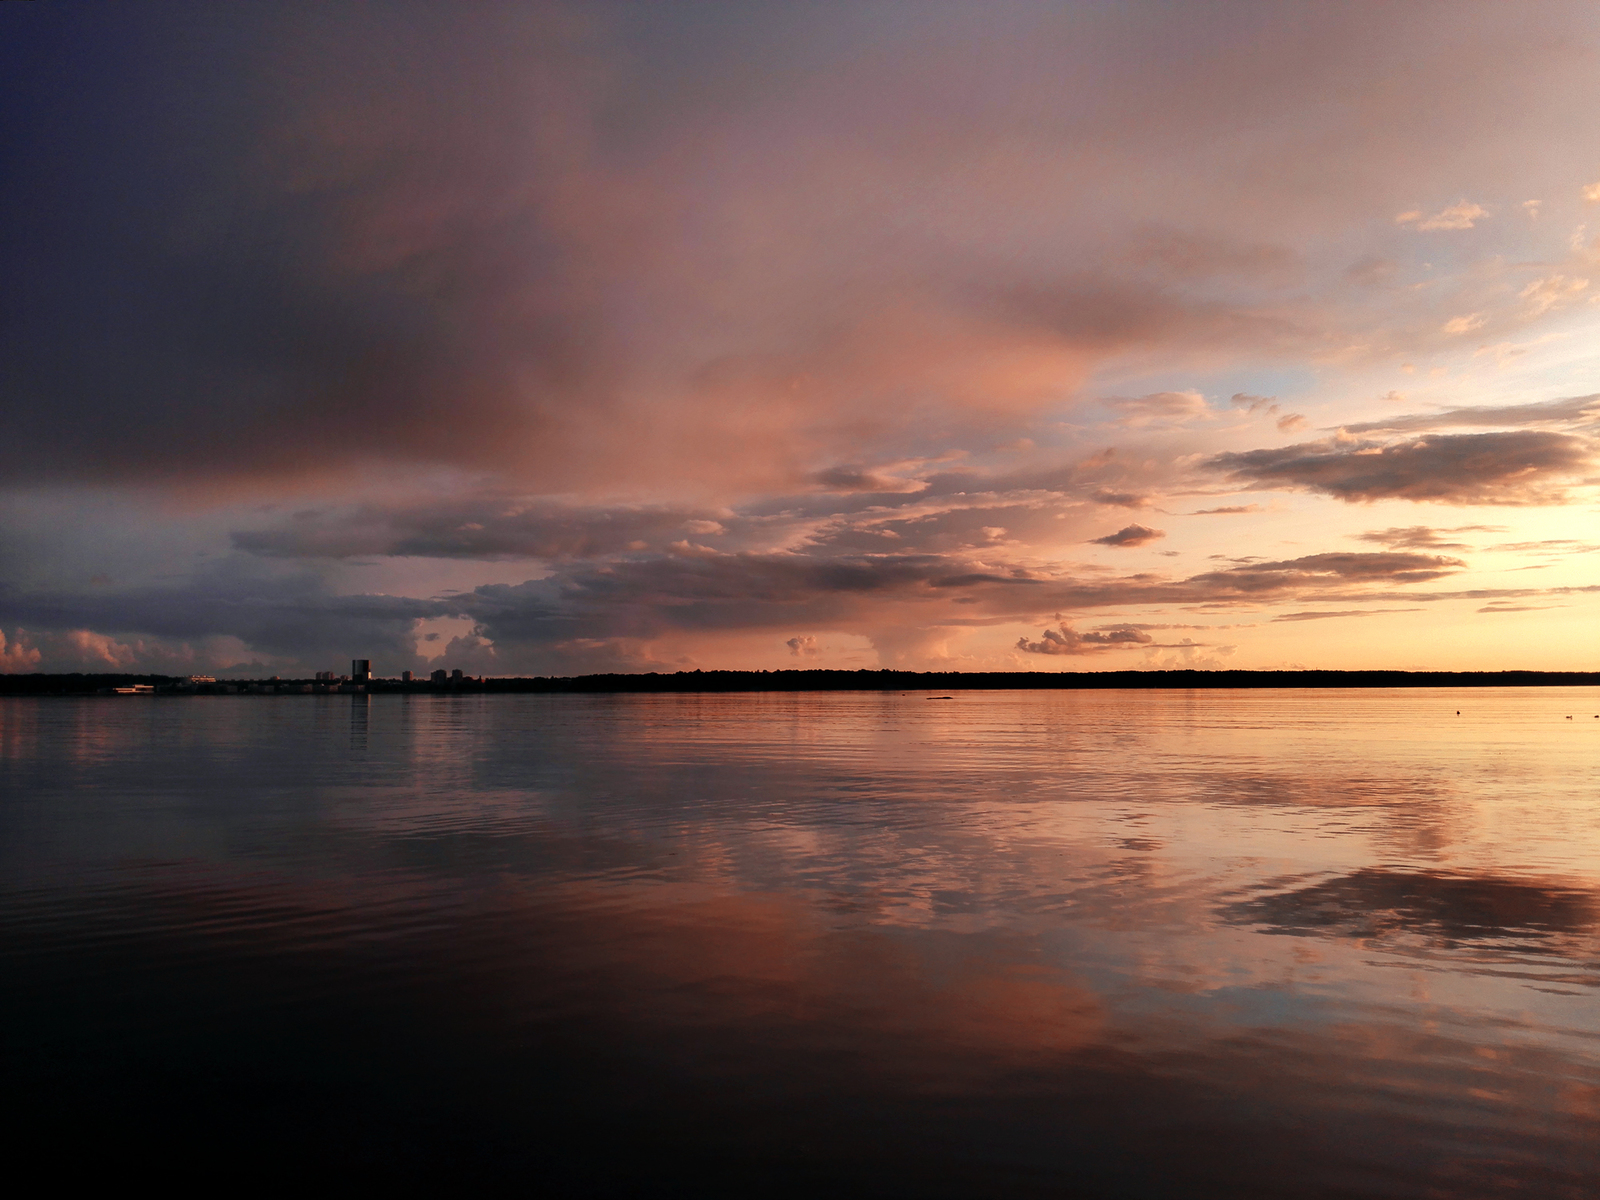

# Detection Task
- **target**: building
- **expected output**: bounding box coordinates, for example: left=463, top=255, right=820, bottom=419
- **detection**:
left=352, top=659, right=372, bottom=684
left=430, top=669, right=447, bottom=684
left=401, top=670, right=413, bottom=683
left=451, top=668, right=463, bottom=683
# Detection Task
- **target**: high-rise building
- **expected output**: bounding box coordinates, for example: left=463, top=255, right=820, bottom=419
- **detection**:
left=352, top=659, right=372, bottom=683
left=451, top=668, right=463, bottom=683
left=401, top=670, right=413, bottom=682
left=430, top=668, right=447, bottom=684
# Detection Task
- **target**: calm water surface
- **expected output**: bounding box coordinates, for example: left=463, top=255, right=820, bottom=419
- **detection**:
left=3, top=689, right=1597, bottom=1196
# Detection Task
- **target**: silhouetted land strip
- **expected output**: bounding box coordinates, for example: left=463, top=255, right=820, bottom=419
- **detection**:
left=4, top=669, right=1598, bottom=696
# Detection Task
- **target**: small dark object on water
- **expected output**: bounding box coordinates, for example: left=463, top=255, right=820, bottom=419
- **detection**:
left=928, top=696, right=954, bottom=700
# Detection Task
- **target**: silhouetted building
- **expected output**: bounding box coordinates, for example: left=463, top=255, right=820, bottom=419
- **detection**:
left=401, top=670, right=413, bottom=682
left=352, top=659, right=372, bottom=683
left=430, top=669, right=447, bottom=684
left=451, top=668, right=463, bottom=683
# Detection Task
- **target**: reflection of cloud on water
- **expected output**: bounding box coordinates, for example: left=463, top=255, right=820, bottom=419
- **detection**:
left=1201, top=773, right=1451, bottom=809
left=12, top=867, right=1599, bottom=1194
left=1219, top=869, right=1600, bottom=980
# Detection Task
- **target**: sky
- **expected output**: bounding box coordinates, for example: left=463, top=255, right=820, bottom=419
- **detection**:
left=3, top=0, right=1600, bottom=677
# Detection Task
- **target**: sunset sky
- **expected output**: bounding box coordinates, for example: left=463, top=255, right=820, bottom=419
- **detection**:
left=4, top=0, right=1599, bottom=676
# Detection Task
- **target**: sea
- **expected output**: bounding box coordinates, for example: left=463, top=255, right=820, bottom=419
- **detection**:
left=3, top=688, right=1597, bottom=1197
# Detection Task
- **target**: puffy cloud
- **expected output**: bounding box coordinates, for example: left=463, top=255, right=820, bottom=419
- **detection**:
left=1441, top=313, right=1486, bottom=335
left=1015, top=624, right=1153, bottom=656
left=1230, top=393, right=1277, bottom=413
left=785, top=635, right=820, bottom=658
left=1395, top=201, right=1489, bottom=231
left=1089, top=524, right=1165, bottom=547
left=1519, top=274, right=1589, bottom=315
left=1207, top=431, right=1592, bottom=504
left=0, top=629, right=42, bottom=672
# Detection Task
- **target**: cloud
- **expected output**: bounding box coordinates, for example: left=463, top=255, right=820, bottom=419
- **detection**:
left=17, top=2, right=1553, bottom=495
left=1089, top=524, right=1166, bottom=547
left=1269, top=609, right=1421, bottom=622
left=1015, top=624, right=1153, bottom=656
left=1484, top=538, right=1600, bottom=555
left=0, top=629, right=43, bottom=672
left=1102, top=392, right=1211, bottom=427
left=1090, top=490, right=1151, bottom=508
left=1220, top=868, right=1597, bottom=949
left=1351, top=525, right=1502, bottom=550
left=1207, top=431, right=1592, bottom=504
left=8, top=2, right=1600, bottom=674
left=232, top=497, right=733, bottom=561
left=0, top=565, right=455, bottom=673
left=1230, top=393, right=1277, bottom=412
left=1340, top=394, right=1600, bottom=436
left=1441, top=312, right=1486, bottom=335
left=1185, top=552, right=1465, bottom=589
left=1123, top=228, right=1301, bottom=282
left=812, top=468, right=929, bottom=494
left=1395, top=201, right=1489, bottom=231
left=0, top=535, right=1482, bottom=675
left=1519, top=274, right=1589, bottom=316
left=1188, top=505, right=1260, bottom=515
left=785, top=635, right=820, bottom=658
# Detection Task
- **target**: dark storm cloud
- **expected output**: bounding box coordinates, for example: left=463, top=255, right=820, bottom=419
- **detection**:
left=0, top=567, right=454, bottom=668
left=1340, top=394, right=1600, bottom=435
left=1089, top=524, right=1165, bottom=547
left=7, top=1, right=1598, bottom=496
left=232, top=498, right=728, bottom=561
left=1207, top=432, right=1592, bottom=504
left=0, top=3, right=624, bottom=488
left=438, top=548, right=1469, bottom=664
left=0, top=541, right=1477, bottom=674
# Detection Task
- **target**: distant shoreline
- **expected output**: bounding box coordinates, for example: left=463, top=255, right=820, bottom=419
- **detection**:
left=3, top=669, right=1598, bottom=696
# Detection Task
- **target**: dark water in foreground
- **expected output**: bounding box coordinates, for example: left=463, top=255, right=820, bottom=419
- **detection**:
left=3, top=689, right=1597, bottom=1197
